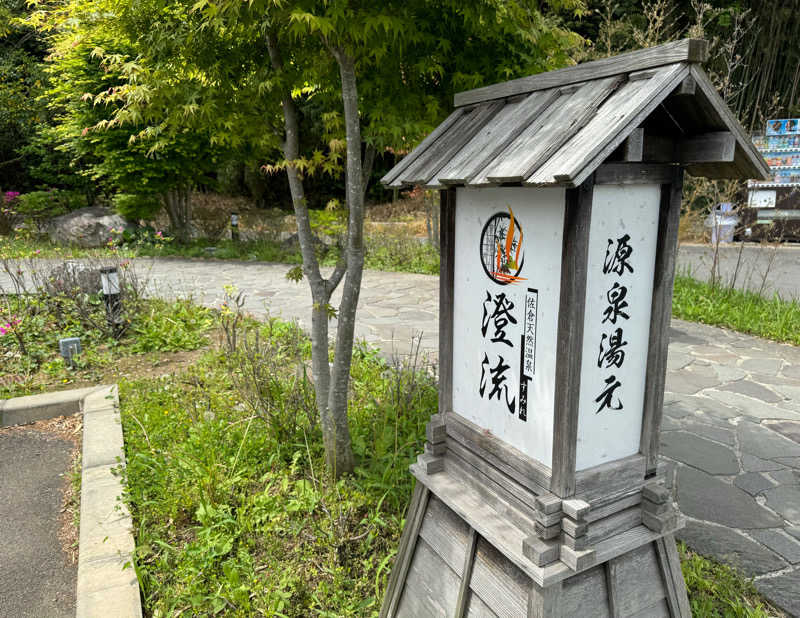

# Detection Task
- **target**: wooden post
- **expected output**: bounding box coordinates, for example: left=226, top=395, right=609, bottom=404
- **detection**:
left=438, top=188, right=456, bottom=417
left=641, top=167, right=684, bottom=475
left=551, top=177, right=594, bottom=498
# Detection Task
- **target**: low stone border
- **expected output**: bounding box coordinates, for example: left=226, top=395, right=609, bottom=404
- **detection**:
left=1, top=385, right=142, bottom=618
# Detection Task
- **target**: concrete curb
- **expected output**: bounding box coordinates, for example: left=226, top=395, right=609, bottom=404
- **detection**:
left=75, top=384, right=142, bottom=618
left=0, top=386, right=101, bottom=427
left=1, top=385, right=143, bottom=618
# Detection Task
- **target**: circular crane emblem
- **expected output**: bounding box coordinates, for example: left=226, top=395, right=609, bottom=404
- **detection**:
left=479, top=206, right=525, bottom=285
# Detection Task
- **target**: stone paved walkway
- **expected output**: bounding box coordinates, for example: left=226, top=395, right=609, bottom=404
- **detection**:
left=3, top=256, right=800, bottom=615
left=142, top=258, right=800, bottom=616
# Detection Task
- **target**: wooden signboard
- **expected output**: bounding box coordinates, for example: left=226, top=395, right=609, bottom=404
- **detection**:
left=379, top=39, right=770, bottom=618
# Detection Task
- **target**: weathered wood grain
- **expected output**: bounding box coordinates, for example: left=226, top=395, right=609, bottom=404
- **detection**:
left=523, top=536, right=561, bottom=567
left=445, top=439, right=541, bottom=518
left=680, top=131, right=735, bottom=162
left=438, top=189, right=456, bottom=417
left=534, top=494, right=562, bottom=515
left=584, top=506, right=642, bottom=547
left=396, top=537, right=460, bottom=617
left=380, top=483, right=431, bottom=618
left=594, top=163, right=675, bottom=185
left=535, top=521, right=562, bottom=540
left=574, top=454, right=646, bottom=502
left=464, top=591, right=496, bottom=618
left=454, top=39, right=708, bottom=107
left=418, top=496, right=471, bottom=575
left=585, top=491, right=641, bottom=524
left=469, top=537, right=531, bottom=617
left=604, top=556, right=622, bottom=618
left=400, top=103, right=502, bottom=187
left=534, top=509, right=563, bottom=527
left=529, top=580, right=562, bottom=618
left=437, top=89, right=560, bottom=186
left=623, top=128, right=644, bottom=161
left=446, top=412, right=551, bottom=494
left=655, top=535, right=692, bottom=618
left=404, top=103, right=504, bottom=186
left=640, top=169, right=683, bottom=475
left=417, top=452, right=444, bottom=474
left=550, top=178, right=594, bottom=498
left=561, top=499, right=590, bottom=521
left=612, top=543, right=666, bottom=616
left=455, top=529, right=479, bottom=618
left=528, top=64, right=690, bottom=187
left=381, top=109, right=463, bottom=185
left=483, top=77, right=623, bottom=184
left=560, top=566, right=611, bottom=618
left=560, top=545, right=596, bottom=571
left=688, top=65, right=771, bottom=181
left=629, top=599, right=670, bottom=618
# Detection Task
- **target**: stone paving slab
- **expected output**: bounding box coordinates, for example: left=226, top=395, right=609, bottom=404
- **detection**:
left=5, top=256, right=800, bottom=615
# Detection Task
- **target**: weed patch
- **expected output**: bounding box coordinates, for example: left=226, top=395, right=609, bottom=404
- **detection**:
left=672, top=274, right=800, bottom=345
left=120, top=324, right=434, bottom=616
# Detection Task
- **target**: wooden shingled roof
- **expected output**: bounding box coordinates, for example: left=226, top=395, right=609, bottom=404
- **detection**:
left=382, top=39, right=770, bottom=189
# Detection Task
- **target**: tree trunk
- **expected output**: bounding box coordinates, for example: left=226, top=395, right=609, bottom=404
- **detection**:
left=163, top=188, right=191, bottom=244
left=324, top=47, right=364, bottom=477
left=267, top=32, right=356, bottom=476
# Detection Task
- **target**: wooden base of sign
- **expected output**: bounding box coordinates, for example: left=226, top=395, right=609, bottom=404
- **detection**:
left=380, top=459, right=691, bottom=618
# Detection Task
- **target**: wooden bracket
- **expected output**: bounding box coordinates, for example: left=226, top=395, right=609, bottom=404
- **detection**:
left=642, top=131, right=735, bottom=164
left=622, top=128, right=644, bottom=162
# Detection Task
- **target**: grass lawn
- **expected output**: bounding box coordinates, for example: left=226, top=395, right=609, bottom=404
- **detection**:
left=0, top=235, right=794, bottom=616
left=0, top=232, right=441, bottom=276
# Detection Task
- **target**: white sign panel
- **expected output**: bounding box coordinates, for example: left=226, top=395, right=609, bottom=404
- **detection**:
left=748, top=189, right=776, bottom=209
left=452, top=187, right=565, bottom=469
left=575, top=184, right=660, bottom=471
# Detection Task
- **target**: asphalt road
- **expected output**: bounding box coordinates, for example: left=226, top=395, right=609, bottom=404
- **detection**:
left=677, top=242, right=800, bottom=300
left=0, top=429, right=76, bottom=618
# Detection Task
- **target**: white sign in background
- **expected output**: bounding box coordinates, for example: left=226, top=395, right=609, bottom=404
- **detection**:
left=575, top=184, right=660, bottom=471
left=452, top=187, right=565, bottom=469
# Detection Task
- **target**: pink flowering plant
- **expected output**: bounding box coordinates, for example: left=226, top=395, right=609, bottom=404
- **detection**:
left=0, top=191, right=21, bottom=236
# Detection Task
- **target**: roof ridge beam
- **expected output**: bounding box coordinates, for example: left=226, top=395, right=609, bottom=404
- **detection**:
left=454, top=39, right=708, bottom=108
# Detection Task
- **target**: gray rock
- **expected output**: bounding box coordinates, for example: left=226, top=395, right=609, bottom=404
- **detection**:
left=750, top=529, right=800, bottom=564
left=707, top=390, right=800, bottom=421
left=763, top=486, right=800, bottom=525
left=665, top=366, right=721, bottom=395
left=660, top=416, right=682, bottom=431
left=775, top=457, right=800, bottom=469
left=787, top=526, right=800, bottom=541
left=718, top=380, right=783, bottom=403
left=782, top=364, right=800, bottom=380
left=755, top=570, right=800, bottom=617
left=663, top=401, right=694, bottom=419
left=738, top=422, right=800, bottom=459
left=676, top=466, right=783, bottom=528
left=46, top=206, right=134, bottom=248
left=662, top=432, right=739, bottom=475
left=676, top=417, right=736, bottom=446
left=690, top=395, right=740, bottom=420
left=668, top=326, right=706, bottom=345
left=666, top=351, right=693, bottom=371
left=741, top=453, right=787, bottom=473
left=734, top=472, right=777, bottom=496
left=768, top=469, right=799, bottom=485
left=713, top=365, right=748, bottom=384
left=676, top=521, right=786, bottom=577
left=763, top=420, right=800, bottom=444
left=741, top=357, right=783, bottom=375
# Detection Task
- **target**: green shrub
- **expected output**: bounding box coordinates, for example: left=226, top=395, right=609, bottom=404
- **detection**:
left=113, top=192, right=163, bottom=221
left=16, top=189, right=88, bottom=221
